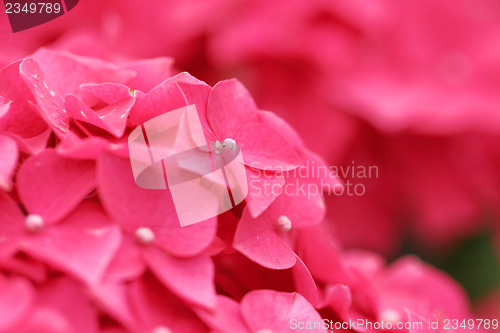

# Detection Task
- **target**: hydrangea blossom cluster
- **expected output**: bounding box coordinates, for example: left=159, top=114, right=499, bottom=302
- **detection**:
left=2, top=0, right=499, bottom=256
left=0, top=49, right=482, bottom=332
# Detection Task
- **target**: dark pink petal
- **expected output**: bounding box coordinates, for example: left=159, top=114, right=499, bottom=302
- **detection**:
left=0, top=61, right=48, bottom=138
left=65, top=94, right=134, bottom=137
left=121, top=57, right=174, bottom=93
left=292, top=255, right=320, bottom=307
left=0, top=192, right=24, bottom=259
left=22, top=201, right=121, bottom=284
left=236, top=123, right=302, bottom=170
left=195, top=296, right=252, bottom=333
left=14, top=277, right=99, bottom=333
left=97, top=152, right=216, bottom=257
left=245, top=166, right=284, bottom=218
left=241, top=290, right=326, bottom=332
left=207, top=79, right=259, bottom=139
left=17, top=149, right=96, bottom=224
left=144, top=246, right=217, bottom=309
left=128, top=273, right=209, bottom=332
left=0, top=274, right=35, bottom=332
left=0, top=255, right=47, bottom=283
left=31, top=48, right=135, bottom=96
left=127, top=75, right=188, bottom=126
left=19, top=58, right=69, bottom=133
left=233, top=208, right=296, bottom=269
left=0, top=134, right=18, bottom=191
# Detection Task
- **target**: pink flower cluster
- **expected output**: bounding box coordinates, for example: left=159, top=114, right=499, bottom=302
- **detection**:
left=0, top=49, right=482, bottom=332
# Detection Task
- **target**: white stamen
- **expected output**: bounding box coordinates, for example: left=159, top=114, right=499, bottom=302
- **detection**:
left=274, top=215, right=292, bottom=233
left=135, top=227, right=155, bottom=245
left=152, top=326, right=172, bottom=333
left=222, top=138, right=237, bottom=151
left=25, top=214, right=44, bottom=233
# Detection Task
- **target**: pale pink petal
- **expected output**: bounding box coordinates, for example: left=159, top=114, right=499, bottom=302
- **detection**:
left=0, top=274, right=35, bottom=332
left=17, top=149, right=96, bottom=224
left=245, top=166, right=284, bottom=218
left=79, top=82, right=135, bottom=105
left=241, top=290, right=326, bottom=332
left=22, top=201, right=121, bottom=284
left=144, top=246, right=217, bottom=309
left=233, top=208, right=296, bottom=269
left=0, top=134, right=18, bottom=191
left=207, top=79, right=259, bottom=139
left=97, top=152, right=216, bottom=257
left=236, top=123, right=302, bottom=170
left=195, top=296, right=252, bottom=333
left=0, top=96, right=9, bottom=119
left=121, top=57, right=174, bottom=92
left=257, top=110, right=304, bottom=148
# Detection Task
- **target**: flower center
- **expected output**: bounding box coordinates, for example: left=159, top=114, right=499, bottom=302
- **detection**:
left=214, top=138, right=237, bottom=154
left=25, top=214, right=44, bottom=233
left=135, top=227, right=155, bottom=245
left=274, top=215, right=292, bottom=233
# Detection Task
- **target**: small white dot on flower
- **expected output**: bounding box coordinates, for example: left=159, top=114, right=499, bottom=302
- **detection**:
left=135, top=227, right=155, bottom=245
left=381, top=309, right=401, bottom=324
left=222, top=138, right=237, bottom=151
left=25, top=214, right=44, bottom=233
left=152, top=326, right=172, bottom=333
left=274, top=215, right=292, bottom=233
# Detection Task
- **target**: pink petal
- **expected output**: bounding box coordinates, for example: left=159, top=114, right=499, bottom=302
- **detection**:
left=0, top=274, right=35, bottom=332
left=257, top=110, right=304, bottom=148
left=121, top=57, right=174, bottom=92
left=245, top=166, right=284, bottom=217
left=31, top=48, right=135, bottom=96
left=143, top=246, right=217, bottom=309
left=128, top=273, right=209, bottom=332
left=0, top=134, right=18, bottom=191
left=195, top=296, right=252, bottom=333
left=17, top=149, right=96, bottom=224
left=233, top=208, right=296, bottom=269
left=127, top=75, right=188, bottom=126
left=79, top=82, right=136, bottom=105
left=14, top=277, right=99, bottom=333
left=292, top=255, right=320, bottom=307
left=175, top=72, right=217, bottom=141
left=22, top=201, right=121, bottom=284
left=207, top=79, right=259, bottom=139
left=241, top=290, right=326, bottom=332
left=57, top=135, right=114, bottom=160
left=0, top=96, right=9, bottom=119
left=0, top=61, right=48, bottom=138
left=235, top=123, right=302, bottom=170
left=97, top=152, right=216, bottom=257
left=65, top=94, right=134, bottom=137
left=0, top=192, right=24, bottom=259
left=19, top=58, right=69, bottom=133
left=103, top=236, right=146, bottom=283
left=0, top=255, right=47, bottom=284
